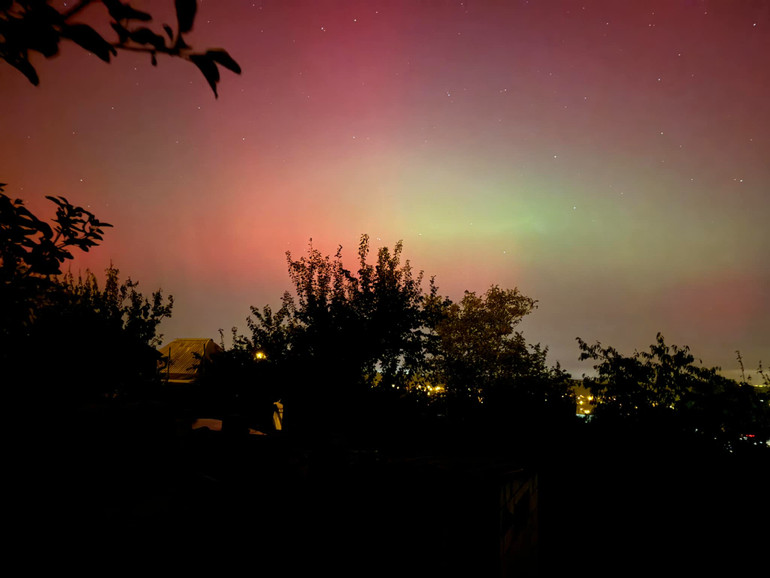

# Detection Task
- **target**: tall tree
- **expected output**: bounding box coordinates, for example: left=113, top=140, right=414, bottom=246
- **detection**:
left=234, top=237, right=574, bottom=438
left=237, top=235, right=429, bottom=434
left=429, top=285, right=574, bottom=429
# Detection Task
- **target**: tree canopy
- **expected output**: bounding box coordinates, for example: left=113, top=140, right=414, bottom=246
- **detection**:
left=218, top=235, right=428, bottom=433
left=1, top=187, right=113, bottom=342
left=578, top=333, right=770, bottom=452
left=205, top=235, right=573, bottom=439
left=1, top=190, right=172, bottom=408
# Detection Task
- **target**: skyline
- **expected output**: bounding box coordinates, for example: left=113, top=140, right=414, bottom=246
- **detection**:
left=2, top=0, right=768, bottom=379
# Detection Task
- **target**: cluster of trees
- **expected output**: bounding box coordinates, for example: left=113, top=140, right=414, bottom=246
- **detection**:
left=1, top=188, right=173, bottom=410
left=196, top=235, right=575, bottom=441
left=3, top=188, right=768, bottom=456
left=2, top=0, right=233, bottom=409
left=578, top=334, right=770, bottom=452
left=4, top=3, right=760, bottom=454
left=4, top=5, right=767, bottom=571
left=193, top=235, right=769, bottom=454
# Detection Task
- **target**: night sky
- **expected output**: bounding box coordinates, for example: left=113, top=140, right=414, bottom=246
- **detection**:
left=2, top=0, right=769, bottom=379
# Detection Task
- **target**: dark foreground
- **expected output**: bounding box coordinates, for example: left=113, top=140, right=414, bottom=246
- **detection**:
left=9, top=402, right=770, bottom=577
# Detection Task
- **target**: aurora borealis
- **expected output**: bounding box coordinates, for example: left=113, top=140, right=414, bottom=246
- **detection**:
left=2, top=0, right=768, bottom=378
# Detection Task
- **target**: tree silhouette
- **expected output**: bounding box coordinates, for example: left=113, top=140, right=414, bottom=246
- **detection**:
left=217, top=235, right=577, bottom=443
left=1, top=190, right=173, bottom=407
left=577, top=332, right=770, bottom=452
left=227, top=235, right=428, bottom=435
left=2, top=1, right=238, bottom=553
left=0, top=0, right=240, bottom=96
left=1, top=188, right=113, bottom=348
left=428, top=285, right=574, bottom=434
left=0, top=187, right=111, bottom=279
left=24, top=265, right=173, bottom=405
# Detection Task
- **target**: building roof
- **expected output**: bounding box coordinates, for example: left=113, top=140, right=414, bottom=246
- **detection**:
left=158, top=338, right=222, bottom=383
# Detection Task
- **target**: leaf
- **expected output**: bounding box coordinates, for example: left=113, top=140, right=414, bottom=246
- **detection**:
left=189, top=53, right=219, bottom=97
left=9, top=57, right=40, bottom=85
left=173, top=35, right=190, bottom=51
left=175, top=0, right=197, bottom=34
left=37, top=221, right=54, bottom=241
left=207, top=49, right=241, bottom=74
left=104, top=1, right=152, bottom=22
left=45, top=195, right=66, bottom=207
left=102, top=0, right=125, bottom=21
left=62, top=24, right=117, bottom=62
left=110, top=21, right=130, bottom=44
left=129, top=27, right=167, bottom=50
left=25, top=24, right=61, bottom=58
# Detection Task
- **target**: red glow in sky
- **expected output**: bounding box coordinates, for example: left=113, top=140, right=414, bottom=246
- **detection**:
left=2, top=0, right=768, bottom=377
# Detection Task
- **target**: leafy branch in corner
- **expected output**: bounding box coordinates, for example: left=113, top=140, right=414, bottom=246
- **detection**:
left=0, top=0, right=240, bottom=97
left=0, top=184, right=112, bottom=280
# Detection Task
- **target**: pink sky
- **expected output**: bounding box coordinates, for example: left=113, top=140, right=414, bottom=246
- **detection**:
left=2, top=1, right=768, bottom=378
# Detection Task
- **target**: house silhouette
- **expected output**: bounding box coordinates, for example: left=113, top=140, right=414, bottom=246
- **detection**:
left=158, top=338, right=222, bottom=383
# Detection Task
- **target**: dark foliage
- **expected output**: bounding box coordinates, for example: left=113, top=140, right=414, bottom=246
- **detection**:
left=1, top=188, right=112, bottom=350
left=5, top=265, right=173, bottom=408
left=1, top=186, right=111, bottom=279
left=207, top=235, right=573, bottom=447
left=0, top=0, right=240, bottom=97
left=206, top=235, right=429, bottom=436
left=578, top=332, right=770, bottom=453
left=1, top=192, right=172, bottom=409
left=429, top=285, right=575, bottom=431
left=189, top=329, right=281, bottom=429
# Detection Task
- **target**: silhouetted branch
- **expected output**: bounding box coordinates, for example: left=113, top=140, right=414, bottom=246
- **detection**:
left=0, top=0, right=240, bottom=97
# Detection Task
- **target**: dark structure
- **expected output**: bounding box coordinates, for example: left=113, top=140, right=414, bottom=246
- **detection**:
left=158, top=338, right=222, bottom=384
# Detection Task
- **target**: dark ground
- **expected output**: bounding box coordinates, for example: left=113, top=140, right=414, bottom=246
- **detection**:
left=9, top=403, right=770, bottom=577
